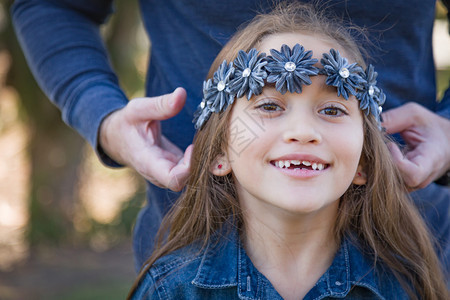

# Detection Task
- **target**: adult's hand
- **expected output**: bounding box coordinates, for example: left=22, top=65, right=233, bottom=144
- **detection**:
left=382, top=103, right=450, bottom=189
left=99, top=87, right=193, bottom=192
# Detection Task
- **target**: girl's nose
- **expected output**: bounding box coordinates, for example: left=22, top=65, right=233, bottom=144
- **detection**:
left=282, top=113, right=322, bottom=145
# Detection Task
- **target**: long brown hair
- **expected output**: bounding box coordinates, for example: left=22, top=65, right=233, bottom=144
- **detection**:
left=130, top=3, right=447, bottom=299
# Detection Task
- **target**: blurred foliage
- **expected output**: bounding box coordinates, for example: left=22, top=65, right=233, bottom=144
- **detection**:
left=437, top=69, right=450, bottom=99
left=49, top=282, right=131, bottom=300
left=104, top=0, right=148, bottom=97
left=436, top=1, right=450, bottom=19
left=83, top=184, right=146, bottom=249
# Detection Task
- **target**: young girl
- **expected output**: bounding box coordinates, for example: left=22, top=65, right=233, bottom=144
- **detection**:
left=129, top=3, right=447, bottom=299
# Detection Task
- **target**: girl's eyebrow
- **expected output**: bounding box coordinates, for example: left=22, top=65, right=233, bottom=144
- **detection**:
left=253, top=85, right=278, bottom=99
left=261, top=81, right=337, bottom=97
left=261, top=82, right=357, bottom=106
left=321, top=83, right=339, bottom=94
left=263, top=82, right=277, bottom=90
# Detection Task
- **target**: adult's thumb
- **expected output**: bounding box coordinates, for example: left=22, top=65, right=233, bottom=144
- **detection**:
left=381, top=104, right=415, bottom=134
left=131, top=87, right=187, bottom=121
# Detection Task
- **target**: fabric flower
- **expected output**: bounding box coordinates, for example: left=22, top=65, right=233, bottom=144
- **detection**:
left=265, top=44, right=319, bottom=94
left=204, top=60, right=235, bottom=113
left=356, top=64, right=386, bottom=120
left=193, top=81, right=214, bottom=129
left=320, top=49, right=365, bottom=100
left=228, top=49, right=268, bottom=99
left=193, top=101, right=212, bottom=130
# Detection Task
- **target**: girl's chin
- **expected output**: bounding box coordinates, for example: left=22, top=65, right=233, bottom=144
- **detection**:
left=262, top=199, right=340, bottom=218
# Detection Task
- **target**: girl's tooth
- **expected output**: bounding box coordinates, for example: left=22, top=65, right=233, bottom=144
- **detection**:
left=276, top=159, right=325, bottom=170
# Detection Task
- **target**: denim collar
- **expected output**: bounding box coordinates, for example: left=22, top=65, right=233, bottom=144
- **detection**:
left=191, top=227, right=389, bottom=299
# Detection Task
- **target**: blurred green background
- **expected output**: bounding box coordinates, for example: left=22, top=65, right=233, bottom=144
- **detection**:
left=0, top=1, right=448, bottom=299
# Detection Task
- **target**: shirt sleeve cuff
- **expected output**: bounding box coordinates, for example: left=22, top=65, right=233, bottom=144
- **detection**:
left=66, top=82, right=128, bottom=167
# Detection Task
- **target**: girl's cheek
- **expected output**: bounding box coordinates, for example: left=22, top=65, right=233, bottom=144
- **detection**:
left=227, top=117, right=260, bottom=154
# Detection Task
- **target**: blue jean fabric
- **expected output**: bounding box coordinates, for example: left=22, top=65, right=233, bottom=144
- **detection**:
left=134, top=183, right=449, bottom=280
left=131, top=227, right=408, bottom=299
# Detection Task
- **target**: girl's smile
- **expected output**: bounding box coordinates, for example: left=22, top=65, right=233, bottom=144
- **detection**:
left=270, top=154, right=330, bottom=178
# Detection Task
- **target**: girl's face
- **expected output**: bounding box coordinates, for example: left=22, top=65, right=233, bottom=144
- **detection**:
left=221, top=33, right=364, bottom=219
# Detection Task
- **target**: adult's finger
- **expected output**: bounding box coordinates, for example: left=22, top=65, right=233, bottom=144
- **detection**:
left=161, top=135, right=184, bottom=161
left=136, top=144, right=193, bottom=192
left=381, top=103, right=419, bottom=134
left=166, top=144, right=193, bottom=191
left=129, top=87, right=187, bottom=122
left=386, top=142, right=432, bottom=188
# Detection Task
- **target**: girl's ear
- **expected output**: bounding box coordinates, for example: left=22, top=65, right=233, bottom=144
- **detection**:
left=352, top=165, right=367, bottom=185
left=210, top=154, right=232, bottom=176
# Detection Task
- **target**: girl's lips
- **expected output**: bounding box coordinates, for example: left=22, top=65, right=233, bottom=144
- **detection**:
left=269, top=154, right=330, bottom=177
left=271, top=154, right=329, bottom=164
left=272, top=160, right=328, bottom=170
left=270, top=162, right=329, bottom=178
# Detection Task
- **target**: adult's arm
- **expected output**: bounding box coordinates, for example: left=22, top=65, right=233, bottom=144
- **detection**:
left=12, top=0, right=192, bottom=190
left=12, top=0, right=127, bottom=164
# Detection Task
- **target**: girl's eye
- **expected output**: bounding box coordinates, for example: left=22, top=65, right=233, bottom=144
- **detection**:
left=320, top=106, right=347, bottom=116
left=256, top=102, right=283, bottom=112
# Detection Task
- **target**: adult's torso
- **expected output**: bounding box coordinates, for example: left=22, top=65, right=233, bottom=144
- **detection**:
left=139, top=0, right=438, bottom=149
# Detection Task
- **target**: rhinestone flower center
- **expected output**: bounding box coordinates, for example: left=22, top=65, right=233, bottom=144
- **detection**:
left=217, top=81, right=226, bottom=91
left=242, top=68, right=251, bottom=77
left=368, top=85, right=375, bottom=96
left=284, top=62, right=296, bottom=72
left=339, top=68, right=350, bottom=78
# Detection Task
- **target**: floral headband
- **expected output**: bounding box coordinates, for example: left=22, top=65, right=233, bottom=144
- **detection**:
left=194, top=44, right=386, bottom=129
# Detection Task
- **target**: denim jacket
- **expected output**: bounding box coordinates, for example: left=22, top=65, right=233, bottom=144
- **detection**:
left=131, top=227, right=409, bottom=299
